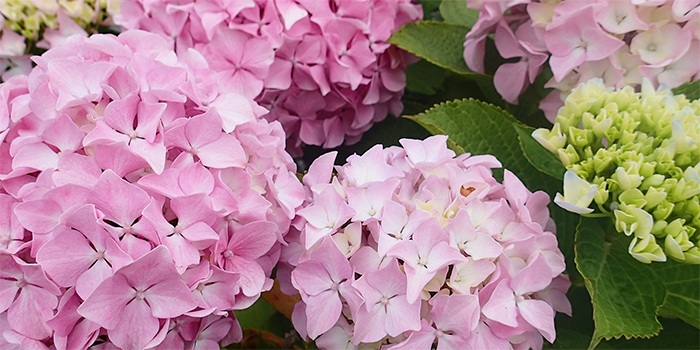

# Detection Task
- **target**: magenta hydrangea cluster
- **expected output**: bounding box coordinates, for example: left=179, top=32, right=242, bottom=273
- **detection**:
left=280, top=135, right=571, bottom=349
left=464, top=0, right=700, bottom=120
left=0, top=29, right=306, bottom=349
left=115, top=0, right=422, bottom=155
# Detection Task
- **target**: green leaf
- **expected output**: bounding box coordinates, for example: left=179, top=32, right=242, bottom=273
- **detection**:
left=575, top=217, right=665, bottom=349
left=514, top=123, right=566, bottom=180
left=652, top=262, right=700, bottom=328
left=672, top=80, right=700, bottom=101
left=389, top=21, right=487, bottom=78
left=439, top=0, right=479, bottom=28
left=405, top=59, right=450, bottom=95
left=601, top=317, right=700, bottom=349
left=235, top=298, right=278, bottom=331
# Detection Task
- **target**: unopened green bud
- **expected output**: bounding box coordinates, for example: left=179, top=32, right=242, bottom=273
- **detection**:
left=682, top=247, right=700, bottom=264
left=643, top=187, right=667, bottom=210
left=653, top=201, right=674, bottom=221
left=615, top=206, right=653, bottom=238
left=568, top=127, right=594, bottom=148
left=639, top=161, right=656, bottom=178
left=664, top=218, right=685, bottom=237
left=628, top=235, right=666, bottom=264
left=652, top=220, right=668, bottom=237
left=532, top=123, right=566, bottom=153
left=641, top=174, right=665, bottom=190
left=594, top=181, right=609, bottom=205
left=557, top=144, right=580, bottom=167
left=612, top=166, right=643, bottom=191
left=619, top=189, right=646, bottom=208
left=664, top=233, right=686, bottom=261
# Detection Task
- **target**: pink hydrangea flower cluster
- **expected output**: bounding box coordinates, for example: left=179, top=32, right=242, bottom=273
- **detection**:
left=0, top=29, right=305, bottom=349
left=280, top=135, right=571, bottom=349
left=115, top=0, right=422, bottom=155
left=464, top=0, right=700, bottom=120
left=0, top=0, right=119, bottom=81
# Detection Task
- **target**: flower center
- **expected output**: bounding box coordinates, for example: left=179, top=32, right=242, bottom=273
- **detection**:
left=458, top=242, right=466, bottom=251
left=173, top=225, right=183, bottom=235
left=330, top=283, right=339, bottom=291
left=380, top=297, right=389, bottom=305
left=15, top=278, right=26, bottom=288
left=326, top=221, right=335, bottom=229
left=223, top=250, right=234, bottom=259
left=368, top=209, right=376, bottom=216
left=435, top=329, right=444, bottom=338
left=647, top=44, right=657, bottom=52
left=197, top=283, right=206, bottom=291
left=418, top=257, right=428, bottom=267
left=135, top=290, right=146, bottom=300
left=95, top=251, right=105, bottom=260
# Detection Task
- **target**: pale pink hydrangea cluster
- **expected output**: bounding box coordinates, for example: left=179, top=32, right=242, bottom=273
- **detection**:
left=464, top=0, right=700, bottom=120
left=116, top=0, right=422, bottom=155
left=280, top=135, right=571, bottom=350
left=0, top=0, right=119, bottom=80
left=0, top=29, right=305, bottom=349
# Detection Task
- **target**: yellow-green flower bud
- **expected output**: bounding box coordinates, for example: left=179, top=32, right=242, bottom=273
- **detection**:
left=683, top=247, right=700, bottom=264
left=615, top=205, right=653, bottom=239
left=619, top=188, right=646, bottom=208
left=643, top=187, right=667, bottom=210
left=612, top=166, right=643, bottom=191
left=653, top=201, right=674, bottom=221
left=594, top=181, right=609, bottom=205
left=557, top=144, right=580, bottom=167
left=532, top=123, right=566, bottom=153
left=628, top=235, right=666, bottom=264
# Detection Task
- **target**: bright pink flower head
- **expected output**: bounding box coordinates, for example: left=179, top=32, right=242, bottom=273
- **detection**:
left=284, top=135, right=570, bottom=349
left=117, top=0, right=423, bottom=155
left=0, top=29, right=304, bottom=348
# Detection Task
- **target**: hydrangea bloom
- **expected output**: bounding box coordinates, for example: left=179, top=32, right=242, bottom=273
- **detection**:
left=464, top=0, right=700, bottom=120
left=116, top=0, right=422, bottom=155
left=0, top=29, right=305, bottom=348
left=534, top=78, right=700, bottom=264
left=0, top=0, right=119, bottom=80
left=282, top=135, right=571, bottom=349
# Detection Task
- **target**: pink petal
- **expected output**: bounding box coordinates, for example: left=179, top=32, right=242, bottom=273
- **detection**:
left=197, top=134, right=246, bottom=169
left=519, top=299, right=555, bottom=342
left=305, top=289, right=342, bottom=339
left=36, top=227, right=96, bottom=288
left=145, top=279, right=198, bottom=319
left=481, top=279, right=518, bottom=327
left=77, top=273, right=133, bottom=329
left=8, top=285, right=57, bottom=340
left=107, top=299, right=160, bottom=350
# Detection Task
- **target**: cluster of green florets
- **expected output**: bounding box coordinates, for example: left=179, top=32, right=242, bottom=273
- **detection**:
left=534, top=78, right=700, bottom=264
left=0, top=0, right=116, bottom=43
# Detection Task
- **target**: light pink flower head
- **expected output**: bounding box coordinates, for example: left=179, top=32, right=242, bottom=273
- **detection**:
left=284, top=135, right=570, bottom=349
left=0, top=28, right=304, bottom=349
left=464, top=0, right=700, bottom=121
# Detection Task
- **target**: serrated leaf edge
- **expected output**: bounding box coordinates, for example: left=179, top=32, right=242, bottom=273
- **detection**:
left=388, top=21, right=490, bottom=79
left=513, top=123, right=566, bottom=180
left=574, top=218, right=663, bottom=350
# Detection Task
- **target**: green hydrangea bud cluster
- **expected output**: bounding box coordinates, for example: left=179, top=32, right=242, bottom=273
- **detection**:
left=534, top=78, right=700, bottom=265
left=0, top=0, right=116, bottom=43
